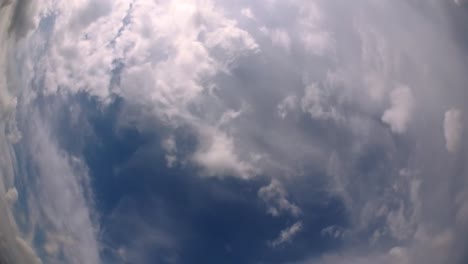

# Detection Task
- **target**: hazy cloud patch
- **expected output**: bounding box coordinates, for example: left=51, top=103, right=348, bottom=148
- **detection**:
left=444, top=108, right=463, bottom=152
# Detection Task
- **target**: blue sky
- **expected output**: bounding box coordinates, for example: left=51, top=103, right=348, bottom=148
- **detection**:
left=1, top=0, right=468, bottom=264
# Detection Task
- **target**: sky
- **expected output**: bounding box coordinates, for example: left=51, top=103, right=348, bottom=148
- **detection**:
left=1, top=0, right=468, bottom=263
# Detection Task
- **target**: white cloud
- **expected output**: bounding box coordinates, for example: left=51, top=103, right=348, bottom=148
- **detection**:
left=115, top=0, right=258, bottom=112
left=386, top=203, right=413, bottom=241
left=270, top=221, right=303, bottom=247
left=304, top=250, right=408, bottom=264
left=0, top=1, right=42, bottom=263
left=294, top=0, right=330, bottom=55
left=258, top=179, right=301, bottom=217
left=270, top=28, right=292, bottom=51
left=162, top=136, right=178, bottom=168
left=240, top=7, right=254, bottom=20
left=5, top=187, right=18, bottom=206
left=21, top=115, right=100, bottom=264
left=321, top=225, right=345, bottom=239
left=15, top=237, right=43, bottom=264
left=444, top=108, right=463, bottom=153
left=382, top=85, right=414, bottom=134
left=388, top=247, right=410, bottom=264
left=10, top=0, right=468, bottom=263
left=301, top=83, right=341, bottom=121
left=278, top=95, right=298, bottom=119
left=193, top=128, right=254, bottom=178
left=30, top=0, right=259, bottom=181
left=357, top=24, right=393, bottom=103
left=43, top=235, right=60, bottom=256
left=257, top=1, right=330, bottom=55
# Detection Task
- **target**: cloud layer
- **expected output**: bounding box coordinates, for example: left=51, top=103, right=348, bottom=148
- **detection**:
left=2, top=0, right=468, bottom=264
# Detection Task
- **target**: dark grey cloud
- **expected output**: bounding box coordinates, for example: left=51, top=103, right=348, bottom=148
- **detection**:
left=8, top=0, right=35, bottom=39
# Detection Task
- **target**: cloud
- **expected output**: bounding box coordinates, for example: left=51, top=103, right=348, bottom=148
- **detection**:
left=193, top=128, right=254, bottom=178
left=444, top=108, right=463, bottom=152
left=258, top=179, right=301, bottom=217
left=102, top=196, right=178, bottom=264
left=15, top=237, right=43, bottom=264
left=321, top=225, right=345, bottom=239
left=294, top=0, right=330, bottom=55
left=381, top=85, right=414, bottom=134
left=241, top=7, right=254, bottom=20
left=162, top=136, right=178, bottom=168
left=301, top=249, right=409, bottom=264
left=358, top=24, right=392, bottom=103
left=17, top=112, right=101, bottom=264
left=454, top=0, right=468, bottom=6
left=8, top=0, right=37, bottom=39
left=278, top=95, right=298, bottom=119
left=270, top=28, right=292, bottom=51
left=4, top=187, right=18, bottom=207
left=0, top=1, right=43, bottom=263
left=270, top=221, right=303, bottom=247
left=301, top=83, right=341, bottom=121
left=8, top=0, right=468, bottom=263
left=36, top=0, right=261, bottom=180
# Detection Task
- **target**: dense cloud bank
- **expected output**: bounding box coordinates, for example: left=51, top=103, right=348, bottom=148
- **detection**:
left=1, top=0, right=468, bottom=263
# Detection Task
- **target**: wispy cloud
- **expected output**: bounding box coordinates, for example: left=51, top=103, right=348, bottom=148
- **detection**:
left=270, top=221, right=303, bottom=247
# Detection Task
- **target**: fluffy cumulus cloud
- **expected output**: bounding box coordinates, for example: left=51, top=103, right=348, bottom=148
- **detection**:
left=2, top=0, right=468, bottom=264
left=381, top=85, right=414, bottom=134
